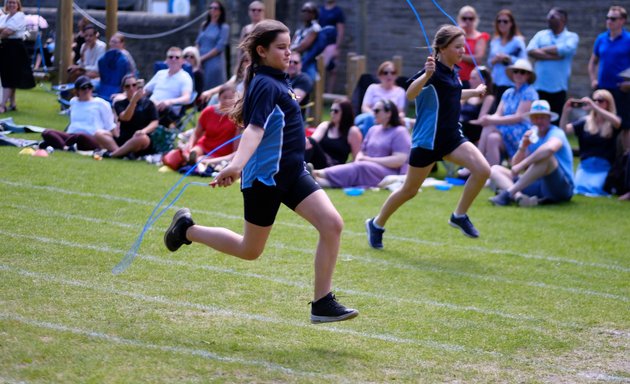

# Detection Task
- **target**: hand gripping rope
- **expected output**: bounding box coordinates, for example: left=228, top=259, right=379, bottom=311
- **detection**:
left=112, top=134, right=241, bottom=275
left=405, top=0, right=486, bottom=83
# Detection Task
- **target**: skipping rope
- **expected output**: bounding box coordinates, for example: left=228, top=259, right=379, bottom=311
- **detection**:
left=112, top=134, right=242, bottom=275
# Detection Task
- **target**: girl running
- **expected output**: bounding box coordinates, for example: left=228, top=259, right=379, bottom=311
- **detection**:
left=366, top=25, right=491, bottom=248
left=164, top=20, right=358, bottom=324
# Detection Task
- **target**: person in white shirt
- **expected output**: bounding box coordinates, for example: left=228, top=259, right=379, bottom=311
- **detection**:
left=40, top=76, right=116, bottom=151
left=144, top=46, right=193, bottom=126
left=0, top=0, right=35, bottom=113
left=67, top=24, right=106, bottom=80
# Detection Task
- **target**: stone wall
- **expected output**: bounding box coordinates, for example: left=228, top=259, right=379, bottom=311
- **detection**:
left=25, top=1, right=616, bottom=97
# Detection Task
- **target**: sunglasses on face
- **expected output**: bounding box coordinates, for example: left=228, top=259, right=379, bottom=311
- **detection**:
left=331, top=108, right=340, bottom=113
left=512, top=69, right=529, bottom=75
left=593, top=98, right=607, bottom=104
left=496, top=19, right=510, bottom=24
left=373, top=108, right=384, bottom=114
left=289, top=60, right=300, bottom=65
left=461, top=17, right=475, bottom=22
left=380, top=70, right=396, bottom=76
left=124, top=83, right=137, bottom=89
left=249, top=8, right=263, bottom=12
left=606, top=16, right=620, bottom=21
left=183, top=54, right=195, bottom=59
left=168, top=55, right=181, bottom=60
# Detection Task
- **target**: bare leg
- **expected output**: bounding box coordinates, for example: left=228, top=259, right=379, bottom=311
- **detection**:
left=489, top=165, right=515, bottom=191
left=444, top=142, right=491, bottom=215
left=485, top=131, right=504, bottom=166
left=94, top=130, right=119, bottom=152
left=111, top=134, right=151, bottom=158
left=294, top=189, right=344, bottom=301
left=509, top=156, right=557, bottom=199
left=374, top=165, right=432, bottom=228
left=186, top=219, right=273, bottom=261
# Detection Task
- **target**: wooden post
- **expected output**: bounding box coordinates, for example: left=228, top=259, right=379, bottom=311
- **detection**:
left=313, top=55, right=325, bottom=125
left=106, top=0, right=118, bottom=46
left=393, top=55, right=403, bottom=76
left=345, top=52, right=356, bottom=98
left=57, top=0, right=73, bottom=84
left=263, top=0, right=275, bottom=20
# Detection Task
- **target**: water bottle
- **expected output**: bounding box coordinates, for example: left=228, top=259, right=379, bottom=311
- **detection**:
left=529, top=126, right=539, bottom=144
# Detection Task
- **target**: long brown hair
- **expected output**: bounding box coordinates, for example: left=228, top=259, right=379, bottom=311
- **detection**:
left=230, top=19, right=289, bottom=126
left=493, top=9, right=522, bottom=41
left=329, top=99, right=355, bottom=137
left=432, top=25, right=464, bottom=61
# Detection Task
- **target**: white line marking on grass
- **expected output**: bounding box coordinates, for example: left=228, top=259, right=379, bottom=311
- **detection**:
left=274, top=243, right=630, bottom=303
left=0, top=311, right=338, bottom=380
left=2, top=179, right=628, bottom=273
left=2, top=201, right=625, bottom=304
left=0, top=229, right=579, bottom=330
left=0, top=264, right=480, bottom=355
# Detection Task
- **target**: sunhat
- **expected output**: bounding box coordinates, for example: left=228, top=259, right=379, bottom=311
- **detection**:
left=506, top=59, right=536, bottom=84
left=526, top=99, right=559, bottom=122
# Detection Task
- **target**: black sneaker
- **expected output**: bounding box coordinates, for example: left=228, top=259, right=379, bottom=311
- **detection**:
left=164, top=208, right=195, bottom=252
left=448, top=213, right=479, bottom=238
left=310, top=292, right=359, bottom=324
left=365, top=218, right=385, bottom=249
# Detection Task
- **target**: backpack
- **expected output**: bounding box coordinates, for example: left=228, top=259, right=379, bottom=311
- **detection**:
left=603, top=152, right=630, bottom=195
left=301, top=25, right=337, bottom=66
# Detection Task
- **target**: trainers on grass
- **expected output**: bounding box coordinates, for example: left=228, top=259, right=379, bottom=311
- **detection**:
left=448, top=213, right=479, bottom=238
left=489, top=190, right=513, bottom=206
left=517, top=194, right=539, bottom=207
left=164, top=208, right=194, bottom=252
left=365, top=218, right=384, bottom=249
left=310, top=292, right=359, bottom=324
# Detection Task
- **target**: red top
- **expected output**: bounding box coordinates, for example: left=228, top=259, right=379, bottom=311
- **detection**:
left=459, top=32, right=490, bottom=82
left=195, top=105, right=239, bottom=157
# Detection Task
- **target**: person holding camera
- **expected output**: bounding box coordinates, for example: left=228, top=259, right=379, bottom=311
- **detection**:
left=489, top=100, right=574, bottom=207
left=559, top=90, right=621, bottom=196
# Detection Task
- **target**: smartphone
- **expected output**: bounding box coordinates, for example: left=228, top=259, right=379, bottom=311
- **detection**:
left=136, top=79, right=145, bottom=88
left=571, top=101, right=585, bottom=108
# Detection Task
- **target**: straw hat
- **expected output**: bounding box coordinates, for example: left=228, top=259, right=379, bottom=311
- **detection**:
left=526, top=100, right=559, bottom=122
left=506, top=59, right=536, bottom=84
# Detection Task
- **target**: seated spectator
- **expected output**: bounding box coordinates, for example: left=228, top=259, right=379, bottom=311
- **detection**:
left=489, top=100, right=573, bottom=207
left=475, top=58, right=538, bottom=166
left=291, top=2, right=321, bottom=81
left=354, top=60, right=406, bottom=137
left=164, top=84, right=239, bottom=171
left=560, top=90, right=621, bottom=196
left=305, top=99, right=362, bottom=170
left=312, top=99, right=410, bottom=188
left=67, top=24, right=106, bottom=81
left=39, top=76, right=116, bottom=151
left=93, top=74, right=159, bottom=159
left=460, top=66, right=495, bottom=144
left=144, top=46, right=193, bottom=127
left=182, top=46, right=205, bottom=108
left=108, top=32, right=137, bottom=74
left=457, top=5, right=490, bottom=89
left=200, top=52, right=249, bottom=106
left=287, top=52, right=313, bottom=120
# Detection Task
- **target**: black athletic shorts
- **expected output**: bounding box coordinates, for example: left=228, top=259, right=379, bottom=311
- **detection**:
left=408, top=135, right=468, bottom=168
left=242, top=172, right=321, bottom=227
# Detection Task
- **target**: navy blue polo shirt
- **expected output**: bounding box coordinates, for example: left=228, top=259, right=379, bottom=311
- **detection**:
left=242, top=65, right=305, bottom=190
left=407, top=60, right=463, bottom=150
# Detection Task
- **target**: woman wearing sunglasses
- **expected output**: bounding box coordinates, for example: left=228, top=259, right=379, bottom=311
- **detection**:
left=473, top=59, right=538, bottom=167
left=560, top=90, right=621, bottom=197
left=305, top=99, right=362, bottom=170
left=456, top=5, right=489, bottom=89
left=196, top=0, right=229, bottom=90
left=487, top=9, right=527, bottom=103
left=39, top=76, right=116, bottom=151
left=94, top=74, right=159, bottom=159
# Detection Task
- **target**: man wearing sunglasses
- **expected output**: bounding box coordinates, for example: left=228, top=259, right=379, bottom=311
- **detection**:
left=588, top=6, right=630, bottom=152
left=143, top=46, right=193, bottom=127
left=526, top=7, right=578, bottom=121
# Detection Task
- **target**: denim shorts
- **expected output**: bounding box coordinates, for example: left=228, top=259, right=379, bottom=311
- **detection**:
left=522, top=166, right=573, bottom=203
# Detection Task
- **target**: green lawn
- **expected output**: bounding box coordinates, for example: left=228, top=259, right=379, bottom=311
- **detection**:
left=0, top=85, right=628, bottom=383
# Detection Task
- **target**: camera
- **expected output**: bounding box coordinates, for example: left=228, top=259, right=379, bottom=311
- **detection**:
left=571, top=101, right=585, bottom=108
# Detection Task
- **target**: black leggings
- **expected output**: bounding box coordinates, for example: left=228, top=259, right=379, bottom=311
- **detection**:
left=40, top=130, right=100, bottom=150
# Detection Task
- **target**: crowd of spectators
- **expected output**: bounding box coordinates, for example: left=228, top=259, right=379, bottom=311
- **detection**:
left=2, top=1, right=629, bottom=202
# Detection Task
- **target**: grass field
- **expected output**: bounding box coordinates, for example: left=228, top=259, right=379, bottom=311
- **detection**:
left=1, top=86, right=629, bottom=383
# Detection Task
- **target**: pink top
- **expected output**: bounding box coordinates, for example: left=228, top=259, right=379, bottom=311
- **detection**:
left=459, top=32, right=490, bottom=81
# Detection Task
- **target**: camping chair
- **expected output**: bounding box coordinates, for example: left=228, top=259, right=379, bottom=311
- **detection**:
left=97, top=49, right=132, bottom=103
